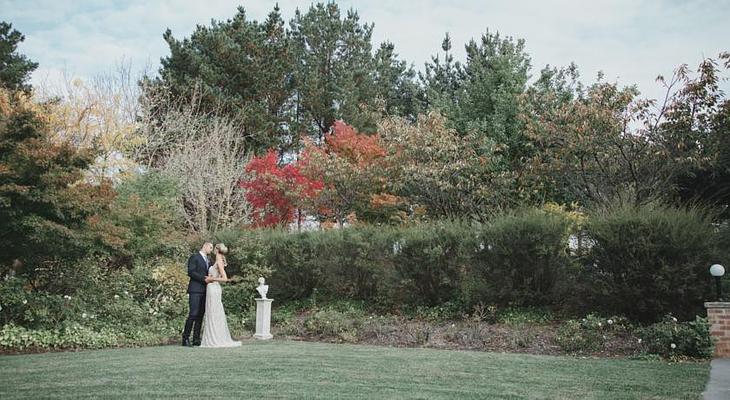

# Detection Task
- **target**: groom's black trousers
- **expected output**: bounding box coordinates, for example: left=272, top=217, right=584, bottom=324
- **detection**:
left=183, top=292, right=206, bottom=343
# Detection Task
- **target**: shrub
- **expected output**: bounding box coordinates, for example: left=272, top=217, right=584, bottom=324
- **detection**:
left=585, top=203, right=718, bottom=322
left=637, top=315, right=713, bottom=359
left=322, top=226, right=391, bottom=302
left=466, top=208, right=577, bottom=307
left=106, top=172, right=188, bottom=263
left=0, top=323, right=119, bottom=351
left=496, top=307, right=554, bottom=326
left=0, top=277, right=84, bottom=328
left=302, top=306, right=365, bottom=343
left=215, top=228, right=273, bottom=291
left=405, top=301, right=466, bottom=323
left=391, top=221, right=471, bottom=306
left=554, top=319, right=603, bottom=353
left=246, top=228, right=325, bottom=301
left=554, top=314, right=628, bottom=353
left=231, top=222, right=472, bottom=308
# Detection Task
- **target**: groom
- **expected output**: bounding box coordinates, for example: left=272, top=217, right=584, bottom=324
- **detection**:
left=182, top=242, right=214, bottom=346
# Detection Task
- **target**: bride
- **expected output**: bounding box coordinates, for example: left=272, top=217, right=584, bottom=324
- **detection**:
left=200, top=243, right=242, bottom=348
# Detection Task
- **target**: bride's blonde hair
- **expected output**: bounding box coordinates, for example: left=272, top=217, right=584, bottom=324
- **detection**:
left=215, top=243, right=228, bottom=255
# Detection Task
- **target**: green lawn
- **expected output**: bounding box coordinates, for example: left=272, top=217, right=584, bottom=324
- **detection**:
left=0, top=340, right=709, bottom=399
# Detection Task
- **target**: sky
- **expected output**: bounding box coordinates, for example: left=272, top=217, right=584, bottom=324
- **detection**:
left=2, top=0, right=729, bottom=101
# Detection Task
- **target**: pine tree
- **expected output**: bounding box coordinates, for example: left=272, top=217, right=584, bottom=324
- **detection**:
left=289, top=2, right=376, bottom=139
left=152, top=6, right=294, bottom=153
left=0, top=22, right=38, bottom=93
left=373, top=41, right=420, bottom=121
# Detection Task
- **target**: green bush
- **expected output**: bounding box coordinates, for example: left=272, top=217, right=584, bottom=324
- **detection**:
left=496, top=307, right=554, bottom=326
left=321, top=226, right=390, bottom=301
left=391, top=221, right=471, bottom=306
left=4, top=202, right=718, bottom=354
left=637, top=315, right=713, bottom=359
left=554, top=314, right=629, bottom=353
left=229, top=222, right=471, bottom=308
left=302, top=305, right=366, bottom=343
left=0, top=323, right=119, bottom=351
left=108, top=172, right=188, bottom=263
left=466, top=209, right=576, bottom=307
left=240, top=228, right=325, bottom=301
left=404, top=301, right=466, bottom=323
left=585, top=203, right=718, bottom=322
left=554, top=320, right=600, bottom=353
left=215, top=228, right=273, bottom=290
left=0, top=277, right=81, bottom=328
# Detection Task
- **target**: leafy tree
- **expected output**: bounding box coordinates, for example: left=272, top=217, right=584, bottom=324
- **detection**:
left=656, top=53, right=730, bottom=216
left=97, top=172, right=186, bottom=264
left=0, top=88, right=114, bottom=285
left=240, top=149, right=322, bottom=228
left=300, top=120, right=388, bottom=225
left=521, top=77, right=649, bottom=206
left=0, top=22, right=38, bottom=93
left=419, top=31, right=532, bottom=212
left=521, top=53, right=730, bottom=209
left=39, top=66, right=141, bottom=184
left=379, top=111, right=516, bottom=220
left=517, top=63, right=584, bottom=204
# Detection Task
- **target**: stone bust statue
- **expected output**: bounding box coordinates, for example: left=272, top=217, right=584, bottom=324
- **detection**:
left=256, top=277, right=269, bottom=299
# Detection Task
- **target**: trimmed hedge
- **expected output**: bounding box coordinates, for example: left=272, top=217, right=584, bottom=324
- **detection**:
left=584, top=203, right=719, bottom=322
left=466, top=209, right=575, bottom=308
left=226, top=204, right=725, bottom=322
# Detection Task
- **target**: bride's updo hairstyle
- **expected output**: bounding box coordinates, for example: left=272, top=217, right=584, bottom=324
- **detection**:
left=215, top=243, right=228, bottom=255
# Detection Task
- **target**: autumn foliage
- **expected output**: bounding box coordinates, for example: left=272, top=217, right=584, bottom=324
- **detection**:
left=323, top=120, right=386, bottom=164
left=241, top=120, right=403, bottom=226
left=298, top=120, right=397, bottom=224
left=240, top=150, right=323, bottom=227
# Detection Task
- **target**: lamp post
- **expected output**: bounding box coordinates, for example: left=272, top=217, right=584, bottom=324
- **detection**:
left=710, top=264, right=725, bottom=301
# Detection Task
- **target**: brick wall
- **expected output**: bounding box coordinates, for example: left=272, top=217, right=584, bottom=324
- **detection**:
left=706, top=302, right=730, bottom=357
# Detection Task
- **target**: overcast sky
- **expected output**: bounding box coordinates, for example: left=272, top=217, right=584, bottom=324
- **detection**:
left=2, top=0, right=728, bottom=101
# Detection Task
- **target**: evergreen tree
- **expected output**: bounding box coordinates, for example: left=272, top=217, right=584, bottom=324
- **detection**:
left=0, top=22, right=38, bottom=93
left=373, top=41, right=420, bottom=120
left=152, top=6, right=294, bottom=153
left=419, top=33, right=462, bottom=114
left=289, top=2, right=377, bottom=138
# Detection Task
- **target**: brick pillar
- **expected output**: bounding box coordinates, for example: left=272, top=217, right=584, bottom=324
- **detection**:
left=706, top=302, right=730, bottom=357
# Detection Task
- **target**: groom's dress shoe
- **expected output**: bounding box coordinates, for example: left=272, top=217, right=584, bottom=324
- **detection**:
left=182, top=338, right=191, bottom=347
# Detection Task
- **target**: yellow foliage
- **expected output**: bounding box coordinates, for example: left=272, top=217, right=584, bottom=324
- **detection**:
left=34, top=76, right=141, bottom=183
left=151, top=259, right=188, bottom=296
left=542, top=202, right=586, bottom=229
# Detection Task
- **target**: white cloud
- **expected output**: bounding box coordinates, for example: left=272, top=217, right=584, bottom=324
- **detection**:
left=1, top=0, right=728, bottom=101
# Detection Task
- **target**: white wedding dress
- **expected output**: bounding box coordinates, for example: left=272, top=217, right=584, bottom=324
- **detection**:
left=200, top=264, right=242, bottom=348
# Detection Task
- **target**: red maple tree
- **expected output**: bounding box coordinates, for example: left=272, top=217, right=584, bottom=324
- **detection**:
left=298, top=120, right=393, bottom=225
left=240, top=150, right=323, bottom=227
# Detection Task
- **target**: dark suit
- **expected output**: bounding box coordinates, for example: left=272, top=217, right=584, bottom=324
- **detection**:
left=182, top=252, right=210, bottom=345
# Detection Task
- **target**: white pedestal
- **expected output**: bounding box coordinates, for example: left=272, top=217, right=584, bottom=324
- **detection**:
left=254, top=298, right=273, bottom=340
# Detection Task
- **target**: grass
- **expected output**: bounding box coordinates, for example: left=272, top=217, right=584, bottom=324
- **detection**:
left=0, top=339, right=709, bottom=399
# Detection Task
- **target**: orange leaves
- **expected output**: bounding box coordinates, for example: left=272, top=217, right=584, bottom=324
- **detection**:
left=370, top=193, right=404, bottom=208
left=325, top=120, right=387, bottom=166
